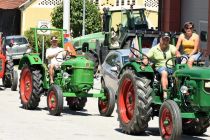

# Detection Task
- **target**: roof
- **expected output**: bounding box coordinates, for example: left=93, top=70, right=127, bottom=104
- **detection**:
left=0, top=0, right=27, bottom=9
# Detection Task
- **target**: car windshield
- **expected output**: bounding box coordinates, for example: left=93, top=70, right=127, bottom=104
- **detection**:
left=122, top=56, right=129, bottom=64
left=6, top=37, right=28, bottom=45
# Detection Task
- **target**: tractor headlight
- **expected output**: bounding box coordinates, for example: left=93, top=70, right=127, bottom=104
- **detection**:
left=204, top=81, right=210, bottom=93
left=63, top=72, right=69, bottom=79
left=180, top=86, right=188, bottom=94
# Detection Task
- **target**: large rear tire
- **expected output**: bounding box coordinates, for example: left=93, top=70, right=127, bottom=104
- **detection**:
left=117, top=69, right=152, bottom=134
left=159, top=100, right=182, bottom=140
left=66, top=97, right=87, bottom=111
left=19, top=65, right=42, bottom=109
left=98, top=87, right=115, bottom=117
left=47, top=85, right=63, bottom=116
left=182, top=118, right=209, bottom=135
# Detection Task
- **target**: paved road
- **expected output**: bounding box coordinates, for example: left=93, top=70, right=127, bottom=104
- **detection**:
left=0, top=75, right=209, bottom=140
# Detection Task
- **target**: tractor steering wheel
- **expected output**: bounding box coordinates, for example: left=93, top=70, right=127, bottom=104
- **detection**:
left=55, top=50, right=72, bottom=62
left=165, top=55, right=188, bottom=69
left=130, top=46, right=149, bottom=61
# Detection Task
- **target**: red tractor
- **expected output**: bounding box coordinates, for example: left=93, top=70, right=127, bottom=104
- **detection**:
left=0, top=32, right=18, bottom=90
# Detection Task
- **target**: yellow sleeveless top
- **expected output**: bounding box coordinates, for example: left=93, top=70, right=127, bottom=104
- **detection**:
left=182, top=39, right=194, bottom=55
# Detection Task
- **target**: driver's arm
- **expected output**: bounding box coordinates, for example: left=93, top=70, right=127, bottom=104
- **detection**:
left=170, top=45, right=180, bottom=57
left=46, top=49, right=57, bottom=59
left=147, top=47, right=154, bottom=59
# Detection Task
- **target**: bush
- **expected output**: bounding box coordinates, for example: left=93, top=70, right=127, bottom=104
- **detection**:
left=24, top=29, right=63, bottom=53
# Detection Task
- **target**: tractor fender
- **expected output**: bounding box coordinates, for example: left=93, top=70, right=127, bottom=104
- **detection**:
left=18, top=54, right=42, bottom=70
left=118, top=62, right=154, bottom=79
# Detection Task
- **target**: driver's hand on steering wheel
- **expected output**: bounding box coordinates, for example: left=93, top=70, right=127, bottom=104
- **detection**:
left=176, top=51, right=181, bottom=57
left=142, top=56, right=149, bottom=65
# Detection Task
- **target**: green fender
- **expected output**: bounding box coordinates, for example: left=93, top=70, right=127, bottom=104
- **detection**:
left=118, top=62, right=154, bottom=78
left=18, top=54, right=50, bottom=89
left=18, top=54, right=42, bottom=70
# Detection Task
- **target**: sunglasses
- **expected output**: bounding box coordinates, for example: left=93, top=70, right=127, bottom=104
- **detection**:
left=163, top=52, right=166, bottom=59
left=185, top=27, right=193, bottom=30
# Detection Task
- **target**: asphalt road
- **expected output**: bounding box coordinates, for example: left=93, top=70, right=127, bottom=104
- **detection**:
left=0, top=70, right=210, bottom=140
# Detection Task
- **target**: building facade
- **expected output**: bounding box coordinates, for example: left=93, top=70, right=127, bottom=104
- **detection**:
left=20, top=0, right=158, bottom=35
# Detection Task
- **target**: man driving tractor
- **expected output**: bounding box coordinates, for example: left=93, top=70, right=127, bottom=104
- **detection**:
left=46, top=36, right=64, bottom=84
left=147, top=32, right=181, bottom=100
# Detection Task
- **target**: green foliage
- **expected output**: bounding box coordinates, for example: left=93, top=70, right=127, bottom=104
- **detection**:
left=24, top=29, right=62, bottom=53
left=51, top=0, right=102, bottom=37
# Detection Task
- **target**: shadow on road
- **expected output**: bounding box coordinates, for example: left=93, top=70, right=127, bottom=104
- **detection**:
left=115, top=127, right=210, bottom=140
left=62, top=107, right=92, bottom=116
left=0, top=85, right=6, bottom=91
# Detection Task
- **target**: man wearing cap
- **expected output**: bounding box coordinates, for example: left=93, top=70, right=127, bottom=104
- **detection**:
left=46, top=36, right=64, bottom=84
left=147, top=32, right=180, bottom=100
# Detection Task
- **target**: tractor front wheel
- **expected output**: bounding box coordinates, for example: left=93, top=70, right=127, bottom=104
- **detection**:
left=98, top=87, right=115, bottom=117
left=66, top=97, right=87, bottom=111
left=117, top=69, right=152, bottom=134
left=159, top=100, right=182, bottom=140
left=47, top=85, right=63, bottom=116
left=19, top=65, right=42, bottom=109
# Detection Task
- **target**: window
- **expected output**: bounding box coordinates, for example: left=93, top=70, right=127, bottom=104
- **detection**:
left=106, top=54, right=119, bottom=67
left=95, top=0, right=99, bottom=5
left=122, top=56, right=129, bottom=64
left=38, top=0, right=62, bottom=6
left=132, top=0, right=135, bottom=5
left=6, top=37, right=28, bottom=45
left=121, top=0, right=125, bottom=6
left=127, top=0, right=130, bottom=5
left=116, top=0, right=119, bottom=6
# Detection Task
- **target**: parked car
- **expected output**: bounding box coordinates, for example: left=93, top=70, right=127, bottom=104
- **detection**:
left=3, top=35, right=31, bottom=60
left=101, top=48, right=150, bottom=97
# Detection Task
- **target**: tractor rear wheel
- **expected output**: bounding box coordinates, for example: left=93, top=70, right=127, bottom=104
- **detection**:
left=47, top=85, right=63, bottom=116
left=159, top=100, right=182, bottom=140
left=98, top=87, right=115, bottom=117
left=66, top=97, right=87, bottom=111
left=19, top=65, right=42, bottom=109
left=2, top=60, right=14, bottom=87
left=182, top=118, right=209, bottom=135
left=11, top=70, right=18, bottom=91
left=117, top=69, right=152, bottom=134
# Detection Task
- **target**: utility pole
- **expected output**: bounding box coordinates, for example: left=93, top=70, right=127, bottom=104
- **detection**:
left=63, top=0, right=70, bottom=33
left=82, top=0, right=85, bottom=36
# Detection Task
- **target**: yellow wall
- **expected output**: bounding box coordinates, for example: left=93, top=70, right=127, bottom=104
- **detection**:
left=21, top=1, right=55, bottom=35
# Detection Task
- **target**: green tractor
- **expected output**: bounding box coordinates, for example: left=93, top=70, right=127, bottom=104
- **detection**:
left=72, top=6, right=155, bottom=73
left=116, top=31, right=210, bottom=139
left=18, top=28, right=115, bottom=116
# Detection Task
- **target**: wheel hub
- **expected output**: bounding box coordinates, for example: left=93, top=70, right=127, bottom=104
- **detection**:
left=161, top=108, right=173, bottom=138
left=119, top=78, right=135, bottom=123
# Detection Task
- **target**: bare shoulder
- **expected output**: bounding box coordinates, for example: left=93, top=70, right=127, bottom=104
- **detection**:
left=179, top=33, right=185, bottom=39
left=192, top=33, right=199, bottom=39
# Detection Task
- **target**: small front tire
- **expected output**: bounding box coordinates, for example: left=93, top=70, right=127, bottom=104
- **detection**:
left=47, top=85, right=63, bottom=116
left=98, top=87, right=115, bottom=117
left=159, top=100, right=182, bottom=140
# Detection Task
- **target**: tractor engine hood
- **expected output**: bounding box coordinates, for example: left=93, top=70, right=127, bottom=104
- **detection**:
left=175, top=66, right=210, bottom=80
left=61, top=56, right=94, bottom=69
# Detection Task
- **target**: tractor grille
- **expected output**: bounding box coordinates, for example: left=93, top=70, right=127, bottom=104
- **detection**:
left=204, top=80, right=210, bottom=93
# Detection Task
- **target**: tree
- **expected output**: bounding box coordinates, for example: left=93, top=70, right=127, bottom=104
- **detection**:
left=51, top=0, right=102, bottom=37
